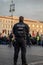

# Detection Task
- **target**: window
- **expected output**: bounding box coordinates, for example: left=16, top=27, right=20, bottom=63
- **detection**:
left=6, top=25, right=7, bottom=28
left=3, top=25, right=5, bottom=28
left=40, top=30, right=42, bottom=32
left=32, top=24, right=35, bottom=27
left=37, top=25, right=39, bottom=28
left=0, top=19, right=2, bottom=22
left=29, top=25, right=30, bottom=27
left=40, top=25, right=42, bottom=28
left=8, top=21, right=10, bottom=23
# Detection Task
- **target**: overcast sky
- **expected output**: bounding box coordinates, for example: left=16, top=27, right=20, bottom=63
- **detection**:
left=0, top=0, right=43, bottom=21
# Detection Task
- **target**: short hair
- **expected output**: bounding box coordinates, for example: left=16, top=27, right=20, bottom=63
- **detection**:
left=19, top=16, right=24, bottom=22
left=19, top=16, right=24, bottom=19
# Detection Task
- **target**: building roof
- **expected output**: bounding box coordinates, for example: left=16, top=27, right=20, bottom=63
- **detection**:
left=0, top=16, right=43, bottom=24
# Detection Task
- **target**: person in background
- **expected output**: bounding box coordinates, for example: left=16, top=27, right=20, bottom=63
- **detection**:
left=40, top=34, right=43, bottom=46
left=36, top=32, right=41, bottom=45
left=8, top=32, right=13, bottom=47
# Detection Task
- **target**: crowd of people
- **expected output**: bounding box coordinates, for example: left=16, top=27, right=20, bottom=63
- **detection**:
left=30, top=31, right=43, bottom=46
left=0, top=30, right=43, bottom=46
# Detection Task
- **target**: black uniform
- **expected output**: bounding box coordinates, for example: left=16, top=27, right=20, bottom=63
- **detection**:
left=13, top=21, right=29, bottom=65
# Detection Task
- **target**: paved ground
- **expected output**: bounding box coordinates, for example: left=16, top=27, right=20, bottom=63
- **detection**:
left=0, top=45, right=43, bottom=65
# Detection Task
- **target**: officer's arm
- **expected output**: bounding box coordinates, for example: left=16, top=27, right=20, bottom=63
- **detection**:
left=12, top=25, right=16, bottom=47
left=12, top=24, right=16, bottom=39
left=25, top=24, right=30, bottom=45
left=12, top=25, right=15, bottom=35
left=26, top=24, right=30, bottom=35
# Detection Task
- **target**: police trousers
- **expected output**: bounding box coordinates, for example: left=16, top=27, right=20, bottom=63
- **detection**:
left=14, top=38, right=27, bottom=65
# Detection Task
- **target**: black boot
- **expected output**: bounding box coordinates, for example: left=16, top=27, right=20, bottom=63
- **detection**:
left=14, top=61, right=17, bottom=65
left=22, top=64, right=28, bottom=65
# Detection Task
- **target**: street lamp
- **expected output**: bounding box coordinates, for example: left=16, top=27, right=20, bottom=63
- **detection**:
left=9, top=0, right=15, bottom=28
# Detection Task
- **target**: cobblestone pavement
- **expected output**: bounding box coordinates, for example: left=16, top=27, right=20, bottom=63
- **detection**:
left=0, top=45, right=43, bottom=65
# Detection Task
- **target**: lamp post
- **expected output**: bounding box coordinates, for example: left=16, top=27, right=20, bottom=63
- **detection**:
left=9, top=0, right=15, bottom=28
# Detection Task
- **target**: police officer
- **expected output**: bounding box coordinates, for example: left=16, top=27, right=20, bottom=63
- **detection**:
left=13, top=16, right=29, bottom=65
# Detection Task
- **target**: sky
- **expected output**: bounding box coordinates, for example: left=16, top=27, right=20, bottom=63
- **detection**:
left=0, top=0, right=43, bottom=21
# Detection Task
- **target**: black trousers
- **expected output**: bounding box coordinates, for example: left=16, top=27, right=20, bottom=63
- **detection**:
left=14, top=39, right=27, bottom=65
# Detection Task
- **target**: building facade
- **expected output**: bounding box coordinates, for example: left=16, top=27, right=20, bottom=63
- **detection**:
left=0, top=16, right=43, bottom=35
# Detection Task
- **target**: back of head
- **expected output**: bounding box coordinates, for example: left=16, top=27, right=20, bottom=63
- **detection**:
left=19, top=16, right=24, bottom=22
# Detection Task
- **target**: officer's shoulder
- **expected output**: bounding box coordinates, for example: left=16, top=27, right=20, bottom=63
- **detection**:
left=24, top=23, right=29, bottom=28
left=14, top=23, right=19, bottom=26
left=24, top=23, right=27, bottom=25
